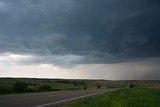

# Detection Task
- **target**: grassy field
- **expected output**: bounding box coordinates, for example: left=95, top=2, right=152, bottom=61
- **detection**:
left=0, top=78, right=125, bottom=95
left=60, top=87, right=160, bottom=107
left=1, top=78, right=160, bottom=107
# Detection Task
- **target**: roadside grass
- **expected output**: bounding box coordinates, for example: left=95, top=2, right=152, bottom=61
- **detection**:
left=60, top=87, right=160, bottom=107
left=0, top=78, right=125, bottom=95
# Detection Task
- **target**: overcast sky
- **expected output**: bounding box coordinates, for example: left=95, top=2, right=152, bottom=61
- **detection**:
left=0, top=0, right=160, bottom=80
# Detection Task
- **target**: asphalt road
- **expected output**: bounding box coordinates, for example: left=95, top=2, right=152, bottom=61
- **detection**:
left=0, top=88, right=115, bottom=107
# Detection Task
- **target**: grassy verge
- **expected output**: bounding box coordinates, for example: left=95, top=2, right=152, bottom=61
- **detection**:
left=0, top=78, right=126, bottom=95
left=60, top=87, right=160, bottom=107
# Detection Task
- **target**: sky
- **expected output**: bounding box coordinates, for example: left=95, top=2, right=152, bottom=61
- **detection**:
left=0, top=0, right=160, bottom=80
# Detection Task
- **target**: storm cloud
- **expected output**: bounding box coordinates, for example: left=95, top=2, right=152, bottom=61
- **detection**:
left=0, top=0, right=160, bottom=67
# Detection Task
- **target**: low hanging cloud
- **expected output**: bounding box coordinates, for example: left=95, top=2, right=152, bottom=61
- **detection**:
left=0, top=0, right=160, bottom=68
left=1, top=57, right=160, bottom=80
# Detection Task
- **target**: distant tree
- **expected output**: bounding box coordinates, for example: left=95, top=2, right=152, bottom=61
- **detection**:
left=130, top=84, right=135, bottom=88
left=84, top=85, right=88, bottom=90
left=13, top=81, right=28, bottom=92
left=39, top=85, right=52, bottom=91
left=73, top=82, right=78, bottom=86
left=96, top=85, right=102, bottom=89
left=79, top=82, right=85, bottom=84
left=127, top=82, right=135, bottom=88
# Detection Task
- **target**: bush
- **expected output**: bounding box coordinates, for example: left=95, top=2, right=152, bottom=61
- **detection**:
left=84, top=85, right=88, bottom=90
left=52, top=89, right=61, bottom=91
left=13, top=81, right=28, bottom=92
left=96, top=85, right=102, bottom=89
left=39, top=85, right=52, bottom=91
left=0, top=87, right=14, bottom=94
left=26, top=88, right=41, bottom=92
left=73, top=82, right=78, bottom=86
left=130, top=84, right=135, bottom=88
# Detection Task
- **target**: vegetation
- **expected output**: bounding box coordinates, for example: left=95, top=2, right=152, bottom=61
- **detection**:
left=96, top=84, right=102, bottom=89
left=0, top=78, right=126, bottom=95
left=3, top=78, right=160, bottom=95
left=0, top=86, right=13, bottom=94
left=39, top=85, right=52, bottom=91
left=60, top=87, right=160, bottom=107
left=84, top=85, right=88, bottom=90
left=13, top=81, right=28, bottom=92
left=1, top=78, right=160, bottom=107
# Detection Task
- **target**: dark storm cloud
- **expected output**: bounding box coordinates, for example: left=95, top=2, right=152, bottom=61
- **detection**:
left=0, top=0, right=160, bottom=66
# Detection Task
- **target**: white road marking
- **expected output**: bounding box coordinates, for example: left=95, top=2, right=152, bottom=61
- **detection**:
left=37, top=89, right=115, bottom=107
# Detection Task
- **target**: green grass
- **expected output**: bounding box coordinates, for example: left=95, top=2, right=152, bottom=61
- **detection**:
left=0, top=78, right=126, bottom=95
left=60, top=87, right=160, bottom=107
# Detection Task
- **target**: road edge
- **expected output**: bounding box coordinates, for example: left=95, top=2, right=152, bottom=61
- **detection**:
left=37, top=89, right=118, bottom=107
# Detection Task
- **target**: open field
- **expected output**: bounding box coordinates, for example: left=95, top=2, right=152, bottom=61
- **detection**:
left=0, top=78, right=125, bottom=95
left=59, top=87, right=160, bottom=107
left=1, top=78, right=160, bottom=107
left=1, top=78, right=160, bottom=95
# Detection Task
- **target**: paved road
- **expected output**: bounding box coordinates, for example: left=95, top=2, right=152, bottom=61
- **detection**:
left=0, top=88, right=115, bottom=107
